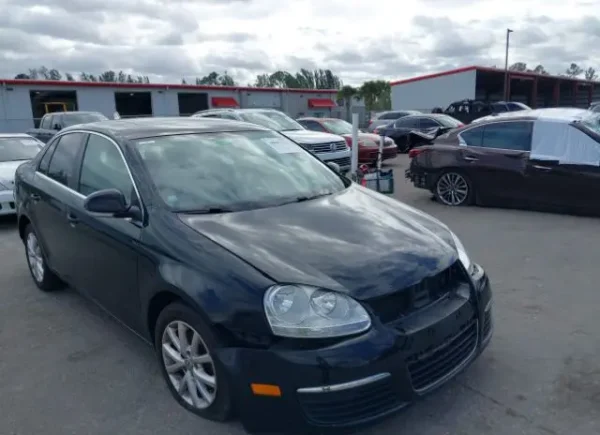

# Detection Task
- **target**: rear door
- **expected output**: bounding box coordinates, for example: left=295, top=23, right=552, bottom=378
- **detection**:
left=526, top=125, right=600, bottom=213
left=457, top=121, right=533, bottom=203
left=31, top=132, right=87, bottom=277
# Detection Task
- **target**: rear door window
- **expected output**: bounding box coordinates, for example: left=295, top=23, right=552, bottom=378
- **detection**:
left=45, top=133, right=86, bottom=187
left=481, top=121, right=533, bottom=151
left=394, top=117, right=420, bottom=128
left=459, top=126, right=484, bottom=146
left=418, top=118, right=441, bottom=129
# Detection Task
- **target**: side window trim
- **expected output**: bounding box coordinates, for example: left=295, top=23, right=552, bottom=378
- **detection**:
left=35, top=130, right=145, bottom=220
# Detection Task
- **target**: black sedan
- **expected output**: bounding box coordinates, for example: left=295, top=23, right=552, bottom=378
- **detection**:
left=406, top=108, right=600, bottom=215
left=374, top=114, right=464, bottom=152
left=14, top=117, right=493, bottom=433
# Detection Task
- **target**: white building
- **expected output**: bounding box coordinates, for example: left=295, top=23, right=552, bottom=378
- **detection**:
left=0, top=79, right=366, bottom=133
left=391, top=66, right=600, bottom=113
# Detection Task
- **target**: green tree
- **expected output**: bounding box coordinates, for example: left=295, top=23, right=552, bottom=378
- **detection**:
left=584, top=67, right=598, bottom=81
left=253, top=69, right=342, bottom=89
left=359, top=80, right=391, bottom=112
left=195, top=71, right=236, bottom=86
left=532, top=65, right=549, bottom=75
left=565, top=63, right=583, bottom=77
left=337, top=85, right=360, bottom=121
left=509, top=62, right=528, bottom=72
left=65, top=73, right=75, bottom=81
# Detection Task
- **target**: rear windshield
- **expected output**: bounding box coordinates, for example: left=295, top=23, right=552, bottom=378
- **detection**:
left=0, top=137, right=43, bottom=162
left=434, top=115, right=463, bottom=128
left=63, top=113, right=108, bottom=126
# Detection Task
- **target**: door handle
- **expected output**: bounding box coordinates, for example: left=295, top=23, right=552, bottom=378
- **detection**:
left=30, top=193, right=41, bottom=202
left=66, top=212, right=79, bottom=225
left=532, top=165, right=552, bottom=171
left=463, top=155, right=479, bottom=161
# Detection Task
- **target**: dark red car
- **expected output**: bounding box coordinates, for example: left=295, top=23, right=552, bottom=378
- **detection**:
left=297, top=117, right=398, bottom=164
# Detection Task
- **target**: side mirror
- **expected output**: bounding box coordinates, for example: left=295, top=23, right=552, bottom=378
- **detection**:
left=327, top=162, right=341, bottom=173
left=84, top=188, right=129, bottom=215
left=53, top=124, right=61, bottom=131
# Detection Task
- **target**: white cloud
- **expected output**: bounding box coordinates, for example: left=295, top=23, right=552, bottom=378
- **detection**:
left=0, top=0, right=599, bottom=85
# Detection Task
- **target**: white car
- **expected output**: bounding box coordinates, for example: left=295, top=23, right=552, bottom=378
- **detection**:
left=0, top=133, right=44, bottom=215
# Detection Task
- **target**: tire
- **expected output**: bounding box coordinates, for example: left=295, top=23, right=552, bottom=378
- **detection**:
left=24, top=224, right=64, bottom=292
left=154, top=302, right=233, bottom=422
left=434, top=171, right=474, bottom=206
left=395, top=136, right=410, bottom=153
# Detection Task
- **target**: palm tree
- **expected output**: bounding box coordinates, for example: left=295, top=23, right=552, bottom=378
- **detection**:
left=337, top=85, right=360, bottom=121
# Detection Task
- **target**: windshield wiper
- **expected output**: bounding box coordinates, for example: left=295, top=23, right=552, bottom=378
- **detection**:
left=294, top=192, right=333, bottom=202
left=179, top=207, right=234, bottom=214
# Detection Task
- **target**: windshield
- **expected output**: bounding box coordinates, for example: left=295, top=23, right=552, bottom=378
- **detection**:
left=434, top=115, right=464, bottom=128
left=240, top=111, right=304, bottom=131
left=63, top=113, right=108, bottom=127
left=134, top=130, right=346, bottom=212
left=580, top=114, right=600, bottom=135
left=0, top=137, right=42, bottom=162
left=322, top=119, right=352, bottom=135
left=237, top=112, right=284, bottom=130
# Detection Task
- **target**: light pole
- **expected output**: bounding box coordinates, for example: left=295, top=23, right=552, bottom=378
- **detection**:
left=503, top=28, right=513, bottom=100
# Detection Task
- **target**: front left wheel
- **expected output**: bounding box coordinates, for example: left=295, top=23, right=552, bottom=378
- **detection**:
left=154, top=302, right=233, bottom=422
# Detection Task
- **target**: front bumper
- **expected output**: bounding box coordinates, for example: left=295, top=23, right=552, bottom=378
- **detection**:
left=219, top=267, right=493, bottom=434
left=0, top=189, right=16, bottom=216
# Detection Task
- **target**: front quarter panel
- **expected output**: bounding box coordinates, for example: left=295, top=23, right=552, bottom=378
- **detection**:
left=138, top=209, right=276, bottom=345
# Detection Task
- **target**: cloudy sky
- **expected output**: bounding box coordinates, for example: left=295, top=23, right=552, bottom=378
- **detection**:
left=0, top=0, right=599, bottom=86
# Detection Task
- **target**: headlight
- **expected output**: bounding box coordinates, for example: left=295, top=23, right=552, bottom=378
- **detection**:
left=263, top=284, right=371, bottom=339
left=450, top=231, right=475, bottom=275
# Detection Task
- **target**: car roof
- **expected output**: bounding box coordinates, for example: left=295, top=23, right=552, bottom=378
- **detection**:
left=296, top=117, right=338, bottom=122
left=477, top=108, right=591, bottom=123
left=0, top=133, right=34, bottom=138
left=62, top=116, right=271, bottom=140
left=47, top=111, right=103, bottom=116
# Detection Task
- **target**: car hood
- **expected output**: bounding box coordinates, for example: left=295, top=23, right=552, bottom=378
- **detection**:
left=179, top=185, right=458, bottom=300
left=281, top=130, right=345, bottom=145
left=0, top=160, right=27, bottom=187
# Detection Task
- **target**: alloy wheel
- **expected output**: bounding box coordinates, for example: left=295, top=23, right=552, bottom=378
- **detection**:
left=26, top=232, right=45, bottom=283
left=436, top=172, right=469, bottom=206
left=161, top=320, right=217, bottom=410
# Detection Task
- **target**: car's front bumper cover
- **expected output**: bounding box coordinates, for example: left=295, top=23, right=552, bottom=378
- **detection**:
left=217, top=267, right=493, bottom=434
left=0, top=189, right=16, bottom=216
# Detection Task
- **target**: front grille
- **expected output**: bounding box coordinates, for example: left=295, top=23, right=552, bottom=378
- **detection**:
left=407, top=319, right=478, bottom=392
left=482, top=308, right=492, bottom=339
left=366, top=261, right=465, bottom=324
left=298, top=376, right=404, bottom=426
left=328, top=156, right=351, bottom=167
left=311, top=141, right=347, bottom=153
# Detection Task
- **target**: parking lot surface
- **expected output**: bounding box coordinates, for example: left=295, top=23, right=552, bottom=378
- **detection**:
left=1, top=155, right=598, bottom=435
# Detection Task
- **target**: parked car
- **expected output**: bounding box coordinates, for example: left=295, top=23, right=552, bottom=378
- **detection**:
left=366, top=110, right=421, bottom=132
left=438, top=100, right=531, bottom=124
left=405, top=108, right=600, bottom=214
left=192, top=109, right=351, bottom=171
left=15, top=117, right=492, bottom=434
left=374, top=114, right=464, bottom=152
left=27, top=111, right=108, bottom=143
left=0, top=133, right=44, bottom=216
left=296, top=117, right=398, bottom=164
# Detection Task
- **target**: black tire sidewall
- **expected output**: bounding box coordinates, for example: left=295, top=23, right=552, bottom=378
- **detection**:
left=154, top=302, right=233, bottom=422
left=434, top=171, right=474, bottom=206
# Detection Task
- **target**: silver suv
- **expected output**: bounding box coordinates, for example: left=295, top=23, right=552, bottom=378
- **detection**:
left=192, top=109, right=352, bottom=171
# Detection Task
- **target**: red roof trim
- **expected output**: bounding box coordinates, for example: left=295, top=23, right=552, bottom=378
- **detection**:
left=390, top=65, right=598, bottom=86
left=211, top=96, right=239, bottom=108
left=307, top=98, right=336, bottom=108
left=0, top=78, right=338, bottom=94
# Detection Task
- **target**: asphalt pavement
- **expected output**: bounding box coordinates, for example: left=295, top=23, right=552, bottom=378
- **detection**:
left=0, top=155, right=598, bottom=435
